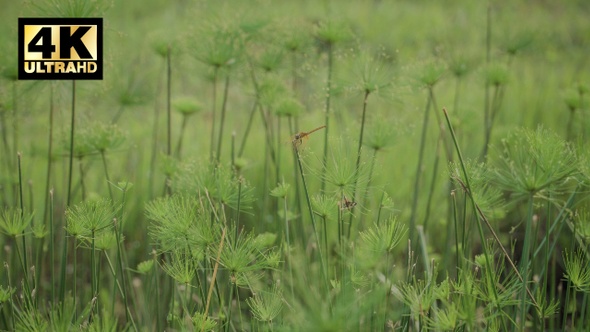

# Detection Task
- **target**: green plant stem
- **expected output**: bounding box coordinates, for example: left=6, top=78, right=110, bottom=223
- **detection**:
left=360, top=148, right=378, bottom=226
left=67, top=80, right=76, bottom=206
left=283, top=195, right=295, bottom=302
left=483, top=5, right=491, bottom=158
left=12, top=81, right=18, bottom=183
left=114, top=218, right=134, bottom=329
left=238, top=100, right=258, bottom=158
left=49, top=190, right=55, bottom=302
left=149, top=58, right=166, bottom=199
left=43, top=84, right=54, bottom=226
left=73, top=236, right=78, bottom=319
left=347, top=90, right=370, bottom=239
left=210, top=66, right=219, bottom=162
left=216, top=73, right=231, bottom=163
left=320, top=42, right=333, bottom=193
left=421, top=136, right=441, bottom=235
left=225, top=281, right=235, bottom=332
left=562, top=281, right=572, bottom=330
left=5, top=263, right=15, bottom=330
left=175, top=114, right=189, bottom=159
left=202, top=227, right=226, bottom=332
left=294, top=144, right=329, bottom=296
left=246, top=59, right=277, bottom=165
left=77, top=159, right=87, bottom=201
left=276, top=117, right=281, bottom=185
left=288, top=117, right=304, bottom=247
left=91, top=229, right=97, bottom=316
left=519, top=193, right=535, bottom=330
left=442, top=108, right=521, bottom=331
left=409, top=93, right=432, bottom=243
left=153, top=252, right=162, bottom=331
left=452, top=192, right=460, bottom=275
left=17, top=153, right=29, bottom=286
left=99, top=151, right=114, bottom=201
left=166, top=46, right=172, bottom=157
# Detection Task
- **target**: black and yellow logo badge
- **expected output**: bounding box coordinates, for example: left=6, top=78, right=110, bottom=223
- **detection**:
left=18, top=18, right=103, bottom=80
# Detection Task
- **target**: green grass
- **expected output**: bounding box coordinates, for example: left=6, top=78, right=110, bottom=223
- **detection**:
left=1, top=0, right=590, bottom=331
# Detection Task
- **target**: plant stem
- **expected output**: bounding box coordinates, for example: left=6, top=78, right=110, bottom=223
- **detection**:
left=519, top=193, right=535, bottom=330
left=320, top=43, right=333, bottom=193
left=149, top=58, right=166, bottom=199
left=175, top=114, right=189, bottom=159
left=294, top=144, right=329, bottom=296
left=210, top=66, right=219, bottom=162
left=216, top=73, right=231, bottom=163
left=202, top=227, right=226, bottom=332
left=43, top=84, right=54, bottom=226
left=347, top=90, right=370, bottom=239
left=360, top=148, right=378, bottom=226
left=238, top=100, right=258, bottom=158
left=100, top=151, right=114, bottom=201
left=166, top=46, right=172, bottom=158
left=67, top=80, right=76, bottom=206
left=49, top=190, right=55, bottom=302
left=283, top=194, right=295, bottom=302
left=409, top=92, right=432, bottom=243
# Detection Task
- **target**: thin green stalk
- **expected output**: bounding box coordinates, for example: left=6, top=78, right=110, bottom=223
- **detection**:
left=245, top=60, right=277, bottom=165
left=91, top=229, right=97, bottom=316
left=49, top=189, right=55, bottom=302
left=73, top=235, right=78, bottom=319
left=17, top=153, right=29, bottom=286
left=409, top=93, right=432, bottom=243
left=67, top=80, right=76, bottom=206
left=12, top=81, right=18, bottom=181
left=99, top=151, right=113, bottom=201
left=43, top=84, right=54, bottom=226
left=231, top=131, right=236, bottom=172
left=282, top=195, right=295, bottom=302
left=519, top=193, right=535, bottom=330
left=482, top=84, right=501, bottom=159
left=5, top=263, right=15, bottom=330
left=347, top=90, right=370, bottom=239
left=360, top=148, right=378, bottom=226
left=421, top=136, right=441, bottom=234
left=210, top=66, right=219, bottom=162
left=562, top=281, right=572, bottom=330
left=166, top=46, right=172, bottom=158
left=442, top=108, right=514, bottom=331
left=201, top=227, right=226, bottom=332
left=175, top=114, right=189, bottom=159
left=288, top=117, right=304, bottom=247
left=216, top=73, right=231, bottom=163
left=294, top=144, right=329, bottom=295
left=452, top=192, right=460, bottom=275
left=276, top=117, right=281, bottom=186
left=238, top=100, right=258, bottom=158
left=114, top=218, right=134, bottom=329
left=374, top=192, right=385, bottom=227
left=148, top=58, right=166, bottom=199
left=580, top=293, right=588, bottom=331
left=483, top=5, right=491, bottom=158
left=153, top=251, right=162, bottom=331
left=320, top=42, right=333, bottom=193
left=78, top=159, right=86, bottom=201
left=225, top=282, right=235, bottom=332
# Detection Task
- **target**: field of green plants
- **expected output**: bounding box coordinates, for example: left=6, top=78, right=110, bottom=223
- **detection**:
left=1, top=0, right=590, bottom=331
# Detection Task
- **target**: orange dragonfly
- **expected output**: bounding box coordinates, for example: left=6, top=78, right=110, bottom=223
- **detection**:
left=339, top=195, right=357, bottom=210
left=291, top=125, right=326, bottom=148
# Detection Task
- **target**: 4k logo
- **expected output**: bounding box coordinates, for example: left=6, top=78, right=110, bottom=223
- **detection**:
left=18, top=18, right=103, bottom=80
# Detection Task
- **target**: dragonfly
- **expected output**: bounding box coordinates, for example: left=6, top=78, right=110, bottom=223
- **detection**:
left=339, top=195, right=357, bottom=210
left=291, top=125, right=326, bottom=148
